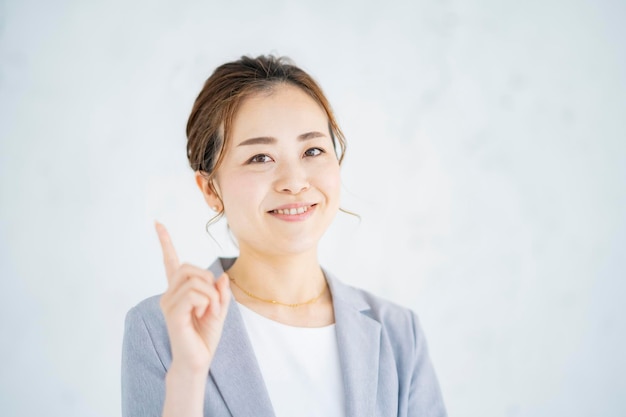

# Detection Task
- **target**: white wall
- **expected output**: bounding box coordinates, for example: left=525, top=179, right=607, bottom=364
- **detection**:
left=1, top=0, right=625, bottom=416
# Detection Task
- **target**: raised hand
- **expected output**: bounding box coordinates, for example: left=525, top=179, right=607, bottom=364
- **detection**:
left=156, top=222, right=231, bottom=375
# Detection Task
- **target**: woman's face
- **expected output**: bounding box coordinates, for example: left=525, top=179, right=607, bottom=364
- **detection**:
left=210, top=84, right=341, bottom=257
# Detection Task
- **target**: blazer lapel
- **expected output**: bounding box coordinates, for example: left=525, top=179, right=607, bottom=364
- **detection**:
left=327, top=272, right=381, bottom=417
left=209, top=298, right=276, bottom=417
left=208, top=258, right=275, bottom=417
left=207, top=259, right=382, bottom=417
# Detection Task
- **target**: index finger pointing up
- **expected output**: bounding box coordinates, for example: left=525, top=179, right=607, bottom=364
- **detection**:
left=155, top=221, right=180, bottom=283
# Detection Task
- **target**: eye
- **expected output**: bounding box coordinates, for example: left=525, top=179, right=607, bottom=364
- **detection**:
left=247, top=154, right=273, bottom=164
left=304, top=147, right=324, bottom=157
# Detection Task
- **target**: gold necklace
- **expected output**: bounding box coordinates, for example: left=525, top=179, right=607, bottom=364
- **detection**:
left=228, top=276, right=326, bottom=308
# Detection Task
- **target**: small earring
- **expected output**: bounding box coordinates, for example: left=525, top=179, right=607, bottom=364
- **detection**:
left=212, top=206, right=218, bottom=211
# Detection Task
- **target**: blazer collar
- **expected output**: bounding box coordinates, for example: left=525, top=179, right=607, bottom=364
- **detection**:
left=208, top=258, right=381, bottom=417
left=325, top=268, right=382, bottom=417
left=207, top=258, right=275, bottom=416
left=209, top=295, right=275, bottom=416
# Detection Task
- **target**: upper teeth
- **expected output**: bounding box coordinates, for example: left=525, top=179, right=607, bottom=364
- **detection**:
left=274, top=206, right=310, bottom=215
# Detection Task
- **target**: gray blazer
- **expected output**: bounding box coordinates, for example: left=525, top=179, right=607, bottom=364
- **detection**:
left=122, top=258, right=447, bottom=417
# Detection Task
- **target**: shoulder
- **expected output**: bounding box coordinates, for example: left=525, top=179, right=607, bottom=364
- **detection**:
left=126, top=294, right=164, bottom=328
left=326, top=271, right=423, bottom=348
left=342, top=281, right=414, bottom=318
left=123, top=294, right=171, bottom=363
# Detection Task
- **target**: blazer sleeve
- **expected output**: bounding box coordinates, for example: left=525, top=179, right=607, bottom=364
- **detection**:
left=408, top=312, right=447, bottom=417
left=121, top=305, right=167, bottom=417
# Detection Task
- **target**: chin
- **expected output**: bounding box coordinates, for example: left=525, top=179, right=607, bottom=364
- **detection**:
left=250, top=234, right=322, bottom=257
left=272, top=239, right=320, bottom=256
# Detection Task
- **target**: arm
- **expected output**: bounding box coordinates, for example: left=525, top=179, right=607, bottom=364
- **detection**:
left=407, top=313, right=448, bottom=417
left=122, top=223, right=231, bottom=417
left=121, top=302, right=219, bottom=417
left=121, top=306, right=166, bottom=417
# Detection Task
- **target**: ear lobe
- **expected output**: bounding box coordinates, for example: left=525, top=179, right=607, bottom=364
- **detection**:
left=195, top=171, right=221, bottom=209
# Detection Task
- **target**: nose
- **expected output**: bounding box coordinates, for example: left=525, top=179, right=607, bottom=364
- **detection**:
left=274, top=160, right=310, bottom=195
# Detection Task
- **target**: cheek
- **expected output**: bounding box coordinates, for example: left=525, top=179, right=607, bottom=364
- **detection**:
left=318, top=164, right=341, bottom=206
left=219, top=172, right=265, bottom=212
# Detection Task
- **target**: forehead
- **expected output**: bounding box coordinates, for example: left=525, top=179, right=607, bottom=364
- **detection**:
left=230, top=84, right=329, bottom=142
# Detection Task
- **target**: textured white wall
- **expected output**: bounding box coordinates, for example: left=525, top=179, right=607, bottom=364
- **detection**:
left=1, top=0, right=625, bottom=416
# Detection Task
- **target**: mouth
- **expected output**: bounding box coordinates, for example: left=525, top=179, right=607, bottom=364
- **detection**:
left=268, top=203, right=317, bottom=220
left=269, top=205, right=314, bottom=215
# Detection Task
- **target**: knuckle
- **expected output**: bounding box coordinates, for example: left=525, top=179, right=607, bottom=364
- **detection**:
left=183, top=276, right=202, bottom=289
left=186, top=290, right=204, bottom=303
left=180, top=262, right=195, bottom=271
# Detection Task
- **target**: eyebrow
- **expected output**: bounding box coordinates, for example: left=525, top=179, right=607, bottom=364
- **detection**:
left=237, top=131, right=327, bottom=147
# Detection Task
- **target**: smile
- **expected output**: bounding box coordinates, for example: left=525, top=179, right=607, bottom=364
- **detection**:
left=271, top=205, right=312, bottom=215
left=268, top=204, right=317, bottom=221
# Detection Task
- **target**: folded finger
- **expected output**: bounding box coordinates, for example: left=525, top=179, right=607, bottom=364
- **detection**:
left=163, top=275, right=221, bottom=317
left=168, top=263, right=216, bottom=291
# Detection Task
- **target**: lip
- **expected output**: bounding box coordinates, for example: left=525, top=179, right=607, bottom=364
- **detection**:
left=267, top=203, right=317, bottom=222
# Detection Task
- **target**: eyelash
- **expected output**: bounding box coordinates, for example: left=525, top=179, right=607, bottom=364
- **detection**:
left=304, top=147, right=325, bottom=157
left=246, top=147, right=326, bottom=164
left=248, top=154, right=272, bottom=164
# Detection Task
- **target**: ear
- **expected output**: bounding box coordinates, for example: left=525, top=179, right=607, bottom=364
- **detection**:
left=195, top=171, right=222, bottom=212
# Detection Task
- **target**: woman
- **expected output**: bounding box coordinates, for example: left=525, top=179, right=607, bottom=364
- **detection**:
left=122, top=55, right=447, bottom=417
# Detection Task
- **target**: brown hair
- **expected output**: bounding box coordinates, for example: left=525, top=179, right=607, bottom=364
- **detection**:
left=186, top=55, right=346, bottom=199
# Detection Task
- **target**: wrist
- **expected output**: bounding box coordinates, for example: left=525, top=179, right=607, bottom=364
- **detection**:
left=166, top=362, right=209, bottom=385
left=163, top=364, right=207, bottom=417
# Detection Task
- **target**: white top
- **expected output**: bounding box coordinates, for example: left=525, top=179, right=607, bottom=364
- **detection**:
left=237, top=302, right=346, bottom=417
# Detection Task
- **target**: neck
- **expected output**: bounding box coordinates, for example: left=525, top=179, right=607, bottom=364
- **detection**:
left=226, top=248, right=325, bottom=304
